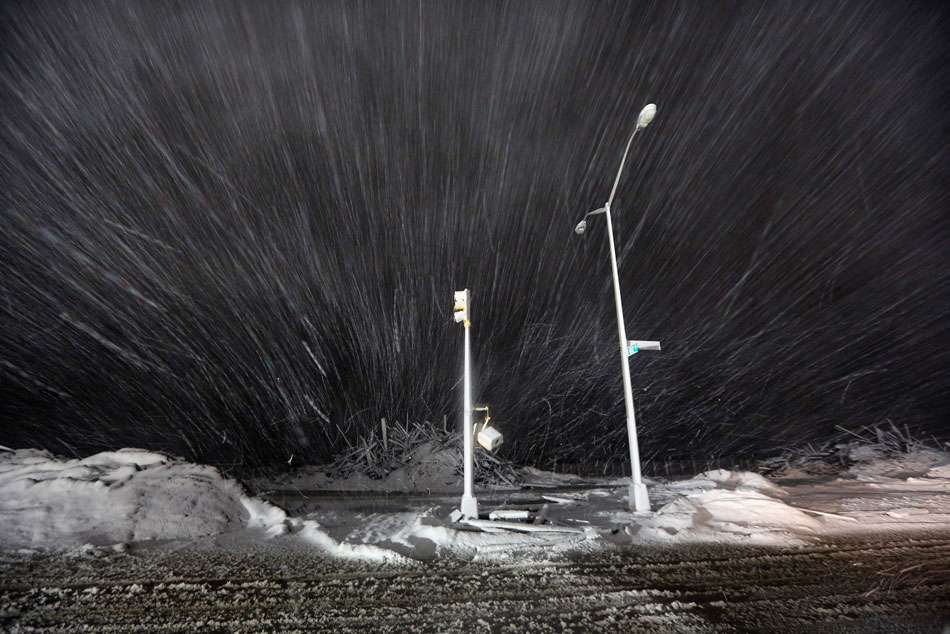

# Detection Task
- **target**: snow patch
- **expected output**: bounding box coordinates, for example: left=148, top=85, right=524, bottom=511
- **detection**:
left=297, top=521, right=411, bottom=563
left=668, top=468, right=783, bottom=493
left=655, top=488, right=821, bottom=538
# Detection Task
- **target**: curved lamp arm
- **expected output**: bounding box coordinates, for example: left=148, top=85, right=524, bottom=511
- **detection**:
left=606, top=104, right=656, bottom=208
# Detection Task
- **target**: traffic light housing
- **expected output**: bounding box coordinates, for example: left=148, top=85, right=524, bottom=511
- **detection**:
left=453, top=289, right=470, bottom=323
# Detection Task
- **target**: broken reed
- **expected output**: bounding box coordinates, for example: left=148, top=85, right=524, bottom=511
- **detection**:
left=329, top=417, right=520, bottom=487
left=758, top=420, right=948, bottom=476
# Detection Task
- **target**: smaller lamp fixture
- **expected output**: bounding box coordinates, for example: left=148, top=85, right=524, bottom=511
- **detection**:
left=473, top=406, right=503, bottom=451
left=574, top=207, right=606, bottom=235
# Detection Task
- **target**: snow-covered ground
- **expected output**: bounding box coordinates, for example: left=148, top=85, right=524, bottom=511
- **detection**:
left=2, top=445, right=948, bottom=564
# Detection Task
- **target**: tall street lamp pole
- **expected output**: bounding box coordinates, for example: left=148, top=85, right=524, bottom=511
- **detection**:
left=574, top=103, right=657, bottom=513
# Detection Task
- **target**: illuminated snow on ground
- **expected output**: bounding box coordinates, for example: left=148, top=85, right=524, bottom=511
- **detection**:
left=2, top=446, right=947, bottom=563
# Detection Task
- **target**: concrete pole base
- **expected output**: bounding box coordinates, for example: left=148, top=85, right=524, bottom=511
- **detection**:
left=629, top=482, right=651, bottom=513
left=460, top=495, right=479, bottom=520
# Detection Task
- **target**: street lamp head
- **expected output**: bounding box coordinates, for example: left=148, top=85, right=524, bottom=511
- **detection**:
left=637, top=103, right=657, bottom=129
left=574, top=219, right=587, bottom=235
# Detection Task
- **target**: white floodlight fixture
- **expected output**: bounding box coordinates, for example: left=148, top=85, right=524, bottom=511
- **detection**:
left=474, top=405, right=503, bottom=451
left=571, top=102, right=660, bottom=513
left=477, top=426, right=503, bottom=451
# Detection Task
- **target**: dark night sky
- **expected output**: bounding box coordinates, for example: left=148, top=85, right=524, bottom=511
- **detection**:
left=1, top=1, right=948, bottom=472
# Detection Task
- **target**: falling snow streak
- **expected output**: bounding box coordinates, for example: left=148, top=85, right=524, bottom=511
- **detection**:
left=1, top=1, right=948, bottom=471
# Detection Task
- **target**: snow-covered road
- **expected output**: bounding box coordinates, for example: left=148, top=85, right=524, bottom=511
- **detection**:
left=2, top=531, right=948, bottom=633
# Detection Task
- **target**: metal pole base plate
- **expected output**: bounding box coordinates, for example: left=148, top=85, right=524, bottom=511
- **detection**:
left=629, top=482, right=651, bottom=513
left=460, top=495, right=479, bottom=520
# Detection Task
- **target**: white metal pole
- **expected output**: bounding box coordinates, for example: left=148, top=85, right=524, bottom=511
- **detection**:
left=460, top=315, right=478, bottom=519
left=603, top=203, right=650, bottom=512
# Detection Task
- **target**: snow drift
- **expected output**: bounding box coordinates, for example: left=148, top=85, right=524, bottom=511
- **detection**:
left=0, top=448, right=286, bottom=552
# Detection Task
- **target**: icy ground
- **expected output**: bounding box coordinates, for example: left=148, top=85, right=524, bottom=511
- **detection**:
left=1, top=446, right=949, bottom=563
